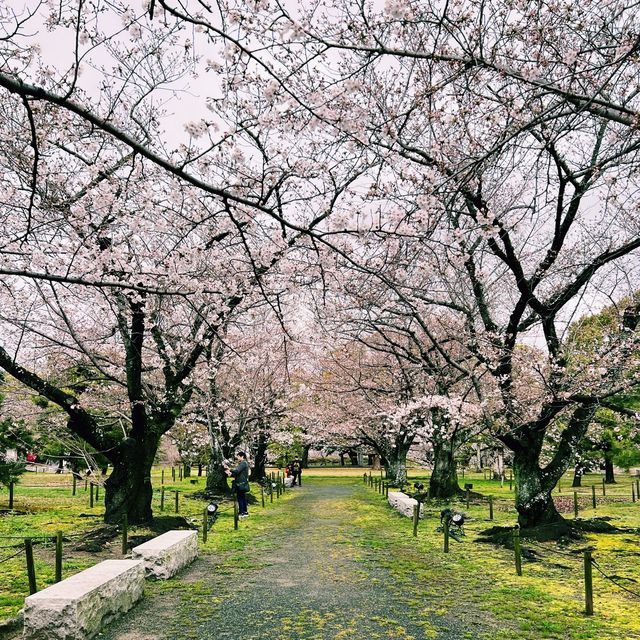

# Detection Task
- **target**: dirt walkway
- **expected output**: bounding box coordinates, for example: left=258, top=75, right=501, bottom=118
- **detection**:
left=102, top=480, right=480, bottom=640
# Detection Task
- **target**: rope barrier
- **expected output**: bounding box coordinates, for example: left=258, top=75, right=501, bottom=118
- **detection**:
left=0, top=541, right=24, bottom=550
left=591, top=559, right=640, bottom=600
left=522, top=539, right=585, bottom=561
left=0, top=545, right=25, bottom=564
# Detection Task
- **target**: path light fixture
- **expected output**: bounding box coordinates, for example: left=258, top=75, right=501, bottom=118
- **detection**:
left=206, top=503, right=219, bottom=529
left=439, top=508, right=466, bottom=542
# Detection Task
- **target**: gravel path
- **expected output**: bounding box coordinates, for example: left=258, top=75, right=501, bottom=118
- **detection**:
left=102, top=481, right=481, bottom=640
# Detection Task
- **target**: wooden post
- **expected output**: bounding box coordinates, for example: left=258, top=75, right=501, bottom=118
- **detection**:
left=72, top=475, right=76, bottom=496
left=160, top=486, right=165, bottom=511
left=202, top=507, right=208, bottom=543
left=95, top=484, right=99, bottom=502
left=261, top=485, right=265, bottom=507
left=513, top=527, right=522, bottom=576
left=509, top=471, right=513, bottom=491
left=466, top=488, right=470, bottom=509
left=233, top=494, right=239, bottom=530
left=443, top=516, right=450, bottom=553
left=412, top=503, right=419, bottom=537
left=270, top=483, right=273, bottom=503
left=574, top=491, right=579, bottom=518
left=25, top=539, right=37, bottom=594
left=174, top=490, right=179, bottom=513
left=592, top=485, right=597, bottom=509
left=55, top=531, right=63, bottom=583
left=489, top=496, right=494, bottom=520
left=89, top=483, right=94, bottom=508
left=9, top=481, right=14, bottom=509
left=179, top=466, right=183, bottom=481
left=584, top=551, right=594, bottom=616
left=363, top=473, right=367, bottom=484
left=633, top=483, right=636, bottom=503
left=602, top=478, right=606, bottom=496
left=122, top=515, right=128, bottom=555
left=84, top=477, right=88, bottom=491
left=172, top=467, right=176, bottom=482
left=161, top=469, right=165, bottom=485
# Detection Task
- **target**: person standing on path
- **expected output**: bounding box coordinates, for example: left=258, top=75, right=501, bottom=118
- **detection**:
left=225, top=451, right=250, bottom=517
left=293, top=458, right=302, bottom=486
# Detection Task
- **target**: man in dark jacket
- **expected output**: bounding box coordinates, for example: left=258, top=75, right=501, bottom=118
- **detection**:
left=225, top=451, right=250, bottom=517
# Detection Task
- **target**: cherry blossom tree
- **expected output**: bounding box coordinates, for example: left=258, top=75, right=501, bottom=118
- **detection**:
left=218, top=0, right=640, bottom=529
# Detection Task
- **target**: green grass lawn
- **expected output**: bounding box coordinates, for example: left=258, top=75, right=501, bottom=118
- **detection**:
left=1, top=467, right=639, bottom=639
left=356, top=471, right=640, bottom=640
left=0, top=468, right=260, bottom=622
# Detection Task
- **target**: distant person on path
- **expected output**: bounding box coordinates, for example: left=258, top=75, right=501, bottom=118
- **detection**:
left=291, top=458, right=302, bottom=487
left=225, top=451, right=250, bottom=518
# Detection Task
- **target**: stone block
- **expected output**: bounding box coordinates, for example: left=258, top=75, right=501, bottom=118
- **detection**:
left=23, top=559, right=145, bottom=640
left=388, top=491, right=424, bottom=518
left=132, top=529, right=198, bottom=579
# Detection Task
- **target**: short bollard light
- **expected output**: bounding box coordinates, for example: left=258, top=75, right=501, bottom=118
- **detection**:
left=207, top=502, right=219, bottom=519
left=202, top=502, right=219, bottom=542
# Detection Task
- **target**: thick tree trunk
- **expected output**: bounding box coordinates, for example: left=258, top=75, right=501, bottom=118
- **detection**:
left=347, top=450, right=359, bottom=466
left=429, top=439, right=462, bottom=499
left=104, top=437, right=156, bottom=524
left=339, top=453, right=345, bottom=466
left=301, top=444, right=311, bottom=469
left=604, top=457, right=616, bottom=484
left=252, top=431, right=269, bottom=481
left=205, top=442, right=232, bottom=496
left=572, top=464, right=583, bottom=487
left=513, top=451, right=563, bottom=528
left=384, top=444, right=412, bottom=485
left=492, top=449, right=505, bottom=480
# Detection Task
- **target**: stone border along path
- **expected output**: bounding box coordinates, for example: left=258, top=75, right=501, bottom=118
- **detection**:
left=99, top=480, right=485, bottom=640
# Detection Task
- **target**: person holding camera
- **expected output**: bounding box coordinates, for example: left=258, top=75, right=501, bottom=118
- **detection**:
left=225, top=451, right=250, bottom=518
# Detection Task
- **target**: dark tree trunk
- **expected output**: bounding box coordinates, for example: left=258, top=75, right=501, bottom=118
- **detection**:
left=301, top=444, right=311, bottom=469
left=347, top=450, right=359, bottom=466
left=339, top=453, right=345, bottom=466
left=198, top=464, right=202, bottom=477
left=183, top=464, right=191, bottom=478
left=56, top=457, right=64, bottom=474
left=252, top=430, right=269, bottom=481
left=504, top=404, right=596, bottom=530
left=384, top=447, right=410, bottom=484
left=205, top=440, right=233, bottom=496
left=604, top=457, right=616, bottom=484
left=104, top=437, right=157, bottom=524
left=382, top=435, right=414, bottom=485
left=572, top=463, right=583, bottom=487
left=512, top=449, right=563, bottom=528
left=429, top=438, right=462, bottom=499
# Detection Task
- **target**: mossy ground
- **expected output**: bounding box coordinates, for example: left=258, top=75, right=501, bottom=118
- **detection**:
left=1, top=468, right=639, bottom=639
